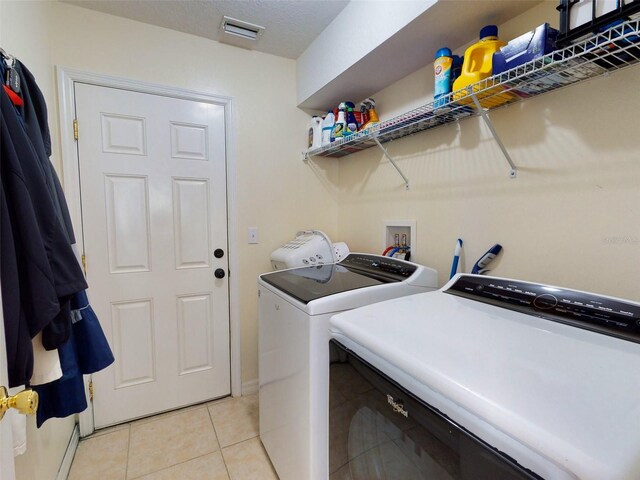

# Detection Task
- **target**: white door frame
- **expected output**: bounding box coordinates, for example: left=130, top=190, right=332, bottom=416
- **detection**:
left=56, top=67, right=241, bottom=437
left=0, top=279, right=16, bottom=480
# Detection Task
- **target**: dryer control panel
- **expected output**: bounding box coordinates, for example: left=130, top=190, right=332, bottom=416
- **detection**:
left=446, top=275, right=640, bottom=344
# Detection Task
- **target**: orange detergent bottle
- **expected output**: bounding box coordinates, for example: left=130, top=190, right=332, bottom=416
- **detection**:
left=452, top=25, right=516, bottom=108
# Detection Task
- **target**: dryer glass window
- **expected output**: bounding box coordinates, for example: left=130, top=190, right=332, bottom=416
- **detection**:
left=329, top=341, right=541, bottom=480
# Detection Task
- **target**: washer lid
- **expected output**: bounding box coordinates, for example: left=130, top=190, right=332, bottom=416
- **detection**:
left=260, top=263, right=386, bottom=304
left=260, top=253, right=423, bottom=305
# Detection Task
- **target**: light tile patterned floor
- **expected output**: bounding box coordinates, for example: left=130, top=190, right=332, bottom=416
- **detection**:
left=68, top=394, right=278, bottom=480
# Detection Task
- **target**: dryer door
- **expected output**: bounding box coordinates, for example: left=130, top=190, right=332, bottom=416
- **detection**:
left=329, top=340, right=541, bottom=480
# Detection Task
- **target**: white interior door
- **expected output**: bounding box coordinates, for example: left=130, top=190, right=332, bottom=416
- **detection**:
left=75, top=83, right=230, bottom=428
left=0, top=281, right=16, bottom=480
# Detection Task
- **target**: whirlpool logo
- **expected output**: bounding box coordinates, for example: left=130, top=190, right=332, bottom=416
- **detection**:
left=387, top=395, right=409, bottom=418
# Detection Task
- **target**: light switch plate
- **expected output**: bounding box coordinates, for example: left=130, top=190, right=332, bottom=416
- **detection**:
left=248, top=227, right=259, bottom=244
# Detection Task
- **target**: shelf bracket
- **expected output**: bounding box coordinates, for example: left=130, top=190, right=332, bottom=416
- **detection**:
left=373, top=137, right=410, bottom=190
left=469, top=93, right=517, bottom=178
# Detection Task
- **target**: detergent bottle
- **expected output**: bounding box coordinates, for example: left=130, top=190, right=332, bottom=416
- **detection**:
left=345, top=107, right=358, bottom=136
left=452, top=25, right=515, bottom=108
left=332, top=103, right=347, bottom=140
left=308, top=116, right=322, bottom=150
left=321, top=111, right=335, bottom=146
left=433, top=47, right=453, bottom=111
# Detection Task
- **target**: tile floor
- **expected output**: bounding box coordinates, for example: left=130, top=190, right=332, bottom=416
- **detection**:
left=68, top=394, right=279, bottom=480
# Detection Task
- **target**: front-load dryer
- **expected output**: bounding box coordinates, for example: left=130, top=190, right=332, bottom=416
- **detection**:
left=329, top=274, right=640, bottom=480
left=258, top=253, right=438, bottom=480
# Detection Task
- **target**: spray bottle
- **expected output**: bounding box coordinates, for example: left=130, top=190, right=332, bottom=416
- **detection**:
left=359, top=98, right=379, bottom=131
left=344, top=102, right=358, bottom=129
left=332, top=103, right=347, bottom=140
left=345, top=107, right=358, bottom=136
left=359, top=101, right=369, bottom=129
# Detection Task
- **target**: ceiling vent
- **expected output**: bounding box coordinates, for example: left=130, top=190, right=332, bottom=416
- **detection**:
left=220, top=16, right=265, bottom=42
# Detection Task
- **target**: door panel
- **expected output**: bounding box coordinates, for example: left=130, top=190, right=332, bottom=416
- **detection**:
left=111, top=300, right=156, bottom=388
left=172, top=178, right=211, bottom=269
left=104, top=174, right=151, bottom=273
left=75, top=83, right=230, bottom=427
left=177, top=293, right=214, bottom=374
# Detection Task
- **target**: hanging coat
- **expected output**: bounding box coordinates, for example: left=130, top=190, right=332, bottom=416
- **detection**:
left=34, top=291, right=114, bottom=427
left=0, top=182, right=36, bottom=387
left=15, top=61, right=76, bottom=243
left=1, top=86, right=87, bottom=386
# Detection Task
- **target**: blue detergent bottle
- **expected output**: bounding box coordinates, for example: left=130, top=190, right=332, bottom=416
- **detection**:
left=434, top=47, right=454, bottom=111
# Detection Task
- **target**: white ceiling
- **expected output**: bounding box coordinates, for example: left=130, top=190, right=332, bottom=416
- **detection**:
left=63, top=0, right=349, bottom=59
left=63, top=0, right=546, bottom=110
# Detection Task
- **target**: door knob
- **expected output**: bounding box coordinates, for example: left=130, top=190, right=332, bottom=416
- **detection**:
left=0, top=386, right=38, bottom=421
left=214, top=268, right=226, bottom=279
left=214, top=248, right=225, bottom=258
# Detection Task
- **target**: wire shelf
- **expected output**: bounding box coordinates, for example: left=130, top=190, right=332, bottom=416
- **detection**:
left=306, top=18, right=640, bottom=160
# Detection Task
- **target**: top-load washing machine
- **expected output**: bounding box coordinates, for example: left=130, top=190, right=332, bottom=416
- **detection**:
left=258, top=253, right=438, bottom=480
left=329, top=274, right=640, bottom=480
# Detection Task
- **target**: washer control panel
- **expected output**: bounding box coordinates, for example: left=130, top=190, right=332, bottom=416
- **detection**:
left=446, top=275, right=640, bottom=343
left=341, top=254, right=417, bottom=281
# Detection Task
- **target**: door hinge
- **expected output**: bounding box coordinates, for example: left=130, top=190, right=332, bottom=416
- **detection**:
left=81, top=254, right=87, bottom=275
left=89, top=380, right=94, bottom=402
left=73, top=119, right=78, bottom=140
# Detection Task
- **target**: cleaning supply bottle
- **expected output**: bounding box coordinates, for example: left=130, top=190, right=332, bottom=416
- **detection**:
left=360, top=98, right=379, bottom=131
left=451, top=55, right=463, bottom=88
left=345, top=107, right=358, bottom=136
left=321, top=111, right=335, bottom=146
left=308, top=116, right=322, bottom=151
left=452, top=25, right=514, bottom=108
left=332, top=103, right=347, bottom=140
left=359, top=102, right=369, bottom=129
left=343, top=101, right=361, bottom=130
left=433, top=47, right=454, bottom=111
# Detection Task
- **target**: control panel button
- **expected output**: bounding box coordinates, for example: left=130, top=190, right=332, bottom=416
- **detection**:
left=533, top=294, right=558, bottom=310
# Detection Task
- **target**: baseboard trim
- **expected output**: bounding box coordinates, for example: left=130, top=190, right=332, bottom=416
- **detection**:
left=241, top=379, right=258, bottom=395
left=56, top=424, right=80, bottom=480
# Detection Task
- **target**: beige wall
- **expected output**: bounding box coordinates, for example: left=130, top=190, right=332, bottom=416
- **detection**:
left=13, top=416, right=75, bottom=480
left=2, top=3, right=79, bottom=480
left=1, top=0, right=339, bottom=385
left=2, top=1, right=338, bottom=478
left=3, top=0, right=639, bottom=478
left=336, top=1, right=640, bottom=301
